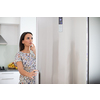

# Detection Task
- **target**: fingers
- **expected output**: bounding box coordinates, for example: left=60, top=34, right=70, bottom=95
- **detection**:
left=32, top=43, right=36, bottom=48
left=34, top=73, right=37, bottom=76
left=30, top=43, right=35, bottom=48
left=30, top=76, right=34, bottom=79
left=29, top=70, right=38, bottom=79
left=33, top=70, right=38, bottom=72
left=32, top=43, right=34, bottom=45
left=32, top=43, right=34, bottom=46
left=34, top=72, right=37, bottom=76
left=31, top=73, right=37, bottom=79
left=32, top=72, right=37, bottom=76
left=31, top=71, right=37, bottom=76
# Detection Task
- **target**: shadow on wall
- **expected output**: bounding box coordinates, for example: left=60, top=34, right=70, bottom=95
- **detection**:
left=68, top=41, right=79, bottom=84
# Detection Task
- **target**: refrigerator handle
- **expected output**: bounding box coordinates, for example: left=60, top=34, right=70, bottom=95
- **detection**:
left=39, top=72, right=40, bottom=84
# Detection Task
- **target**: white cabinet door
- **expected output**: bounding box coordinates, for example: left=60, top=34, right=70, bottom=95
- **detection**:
left=0, top=72, right=20, bottom=84
left=0, top=77, right=18, bottom=84
left=0, top=17, right=20, bottom=24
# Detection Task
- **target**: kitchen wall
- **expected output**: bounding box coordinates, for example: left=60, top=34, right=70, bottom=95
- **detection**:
left=20, top=17, right=36, bottom=47
left=0, top=17, right=36, bottom=69
left=0, top=24, right=20, bottom=68
left=37, top=17, right=87, bottom=84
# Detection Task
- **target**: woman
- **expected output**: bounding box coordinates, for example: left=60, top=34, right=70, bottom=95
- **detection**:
left=14, top=32, right=38, bottom=84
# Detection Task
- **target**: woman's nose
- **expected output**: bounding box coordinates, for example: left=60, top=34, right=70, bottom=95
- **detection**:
left=30, top=39, right=33, bottom=42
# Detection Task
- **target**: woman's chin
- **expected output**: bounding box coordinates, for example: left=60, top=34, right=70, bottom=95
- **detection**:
left=25, top=45, right=31, bottom=47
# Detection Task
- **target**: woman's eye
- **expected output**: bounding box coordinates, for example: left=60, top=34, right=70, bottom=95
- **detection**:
left=27, top=37, right=30, bottom=39
left=31, top=37, right=33, bottom=39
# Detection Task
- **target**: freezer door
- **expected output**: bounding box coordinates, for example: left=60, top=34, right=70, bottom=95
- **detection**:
left=89, top=17, right=100, bottom=84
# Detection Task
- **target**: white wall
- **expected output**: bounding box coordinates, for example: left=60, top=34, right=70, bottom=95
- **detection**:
left=0, top=24, right=19, bottom=45
left=37, top=17, right=87, bottom=84
left=0, top=17, right=20, bottom=24
left=20, top=17, right=36, bottom=47
left=0, top=24, right=20, bottom=68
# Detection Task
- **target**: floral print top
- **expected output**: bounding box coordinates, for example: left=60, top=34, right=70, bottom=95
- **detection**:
left=14, top=51, right=36, bottom=84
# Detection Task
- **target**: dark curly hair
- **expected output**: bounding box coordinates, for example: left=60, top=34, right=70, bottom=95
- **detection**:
left=19, top=32, right=33, bottom=51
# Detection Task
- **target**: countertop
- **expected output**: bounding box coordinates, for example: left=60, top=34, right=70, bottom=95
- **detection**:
left=0, top=68, right=18, bottom=72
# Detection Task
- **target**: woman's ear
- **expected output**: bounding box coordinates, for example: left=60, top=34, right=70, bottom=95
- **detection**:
left=22, top=40, right=24, bottom=44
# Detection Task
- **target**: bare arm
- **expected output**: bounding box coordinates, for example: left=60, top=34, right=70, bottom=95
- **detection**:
left=17, top=61, right=37, bottom=79
left=30, top=43, right=36, bottom=57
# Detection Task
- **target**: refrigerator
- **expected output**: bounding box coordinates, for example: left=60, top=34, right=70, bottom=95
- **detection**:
left=89, top=17, right=100, bottom=84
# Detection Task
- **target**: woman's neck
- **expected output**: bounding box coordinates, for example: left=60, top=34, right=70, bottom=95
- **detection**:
left=21, top=46, right=30, bottom=53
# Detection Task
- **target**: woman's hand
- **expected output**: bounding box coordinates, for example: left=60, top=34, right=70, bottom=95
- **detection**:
left=30, top=43, right=36, bottom=56
left=28, top=70, right=38, bottom=79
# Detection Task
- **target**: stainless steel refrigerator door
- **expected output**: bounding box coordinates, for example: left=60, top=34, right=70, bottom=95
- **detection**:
left=89, top=17, right=100, bottom=84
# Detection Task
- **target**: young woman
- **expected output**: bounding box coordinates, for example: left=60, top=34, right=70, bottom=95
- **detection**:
left=14, top=32, right=38, bottom=84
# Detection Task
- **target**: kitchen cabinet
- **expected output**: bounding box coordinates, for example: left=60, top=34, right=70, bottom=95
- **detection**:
left=0, top=72, right=20, bottom=84
left=0, top=17, right=20, bottom=67
left=0, top=17, right=20, bottom=24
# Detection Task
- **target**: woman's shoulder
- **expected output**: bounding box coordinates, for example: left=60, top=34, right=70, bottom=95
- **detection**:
left=15, top=51, right=23, bottom=56
left=14, top=51, right=23, bottom=65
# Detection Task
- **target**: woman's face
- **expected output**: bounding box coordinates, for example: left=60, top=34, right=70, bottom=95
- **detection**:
left=22, top=34, right=33, bottom=47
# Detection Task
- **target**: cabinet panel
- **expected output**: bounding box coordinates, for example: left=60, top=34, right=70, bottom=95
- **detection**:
left=0, top=17, right=20, bottom=24
left=0, top=24, right=20, bottom=45
left=0, top=72, right=20, bottom=84
left=0, top=77, right=19, bottom=84
left=0, top=72, right=19, bottom=78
